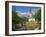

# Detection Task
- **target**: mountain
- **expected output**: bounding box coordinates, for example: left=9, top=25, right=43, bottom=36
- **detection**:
left=15, top=8, right=41, bottom=18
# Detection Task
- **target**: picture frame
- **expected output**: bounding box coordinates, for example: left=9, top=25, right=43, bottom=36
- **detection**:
left=5, top=1, right=45, bottom=36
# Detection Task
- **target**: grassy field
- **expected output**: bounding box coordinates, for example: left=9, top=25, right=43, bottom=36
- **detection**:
left=21, top=21, right=41, bottom=30
left=12, top=21, right=41, bottom=31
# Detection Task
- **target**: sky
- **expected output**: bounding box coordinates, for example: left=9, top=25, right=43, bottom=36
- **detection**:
left=12, top=6, right=40, bottom=13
